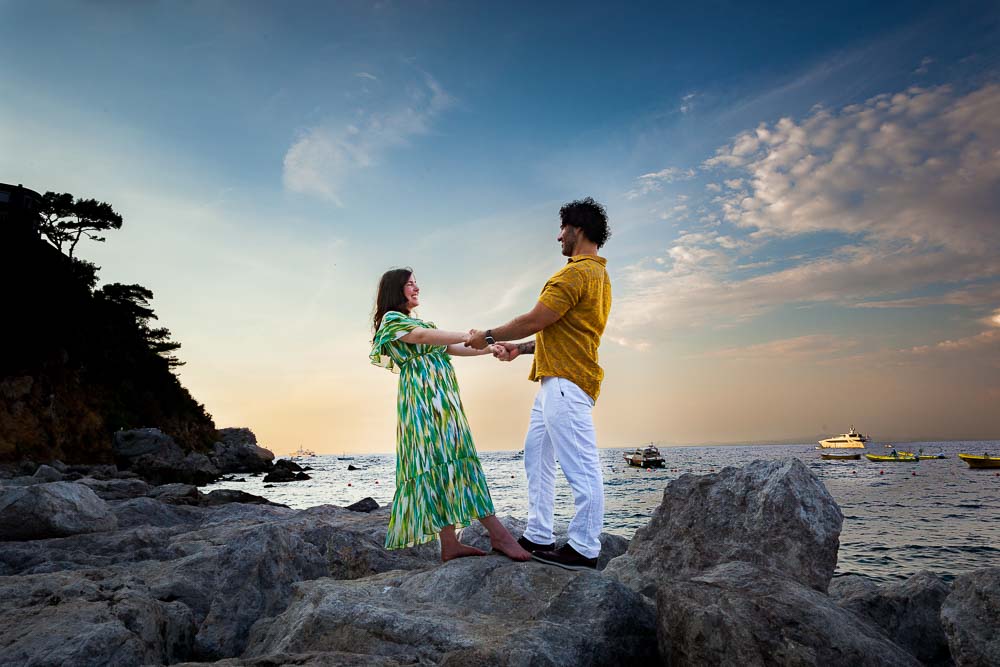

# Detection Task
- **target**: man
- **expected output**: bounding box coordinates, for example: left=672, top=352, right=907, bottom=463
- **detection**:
left=467, top=197, right=611, bottom=570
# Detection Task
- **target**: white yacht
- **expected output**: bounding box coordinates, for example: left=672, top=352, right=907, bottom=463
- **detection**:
left=818, top=426, right=869, bottom=449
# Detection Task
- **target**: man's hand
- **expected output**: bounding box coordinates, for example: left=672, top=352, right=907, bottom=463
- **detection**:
left=492, top=342, right=519, bottom=362
left=466, top=329, right=489, bottom=350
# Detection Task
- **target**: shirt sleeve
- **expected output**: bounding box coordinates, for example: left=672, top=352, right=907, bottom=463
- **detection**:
left=537, top=265, right=584, bottom=316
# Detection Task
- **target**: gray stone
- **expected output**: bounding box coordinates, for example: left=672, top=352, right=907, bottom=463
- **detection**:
left=211, top=427, right=275, bottom=474
left=941, top=567, right=1000, bottom=667
left=150, top=483, right=202, bottom=505
left=113, top=428, right=220, bottom=485
left=245, top=556, right=658, bottom=666
left=0, top=481, right=117, bottom=540
left=657, top=561, right=920, bottom=666
left=832, top=570, right=952, bottom=666
left=32, top=464, right=64, bottom=482
left=78, top=476, right=152, bottom=501
left=606, top=457, right=843, bottom=597
left=0, top=570, right=196, bottom=667
left=344, top=497, right=380, bottom=513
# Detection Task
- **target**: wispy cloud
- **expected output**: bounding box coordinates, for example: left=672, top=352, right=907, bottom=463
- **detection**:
left=283, top=72, right=454, bottom=205
left=624, top=166, right=696, bottom=199
left=913, top=56, right=934, bottom=75
left=610, top=82, right=1000, bottom=347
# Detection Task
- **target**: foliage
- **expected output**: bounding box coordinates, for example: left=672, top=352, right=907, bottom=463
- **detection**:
left=38, top=191, right=123, bottom=259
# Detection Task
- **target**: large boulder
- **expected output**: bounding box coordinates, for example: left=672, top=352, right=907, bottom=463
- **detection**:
left=0, top=481, right=117, bottom=540
left=831, top=571, right=952, bottom=666
left=211, top=428, right=275, bottom=474
left=606, top=457, right=843, bottom=597
left=113, top=428, right=220, bottom=485
left=657, top=561, right=920, bottom=666
left=941, top=567, right=1000, bottom=667
left=244, top=556, right=658, bottom=666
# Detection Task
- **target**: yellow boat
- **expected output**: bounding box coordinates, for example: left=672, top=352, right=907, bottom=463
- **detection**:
left=865, top=452, right=919, bottom=462
left=897, top=450, right=947, bottom=460
left=958, top=453, right=1000, bottom=469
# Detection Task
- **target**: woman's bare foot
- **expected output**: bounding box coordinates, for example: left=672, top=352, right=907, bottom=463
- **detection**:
left=490, top=535, right=532, bottom=561
left=441, top=542, right=487, bottom=562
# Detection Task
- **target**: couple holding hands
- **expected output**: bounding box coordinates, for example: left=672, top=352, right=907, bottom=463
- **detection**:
left=370, top=197, right=612, bottom=570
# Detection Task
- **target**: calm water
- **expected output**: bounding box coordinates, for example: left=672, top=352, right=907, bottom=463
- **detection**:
left=205, top=441, right=1000, bottom=583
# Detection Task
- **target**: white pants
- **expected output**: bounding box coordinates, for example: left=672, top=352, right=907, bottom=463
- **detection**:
left=522, top=376, right=604, bottom=559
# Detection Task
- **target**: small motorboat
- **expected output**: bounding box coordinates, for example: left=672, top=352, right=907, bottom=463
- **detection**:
left=958, top=453, right=1000, bottom=469
left=624, top=445, right=665, bottom=468
left=290, top=445, right=316, bottom=460
left=820, top=452, right=861, bottom=460
left=865, top=451, right=919, bottom=462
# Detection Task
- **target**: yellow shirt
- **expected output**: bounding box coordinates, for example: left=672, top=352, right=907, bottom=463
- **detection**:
left=530, top=255, right=612, bottom=402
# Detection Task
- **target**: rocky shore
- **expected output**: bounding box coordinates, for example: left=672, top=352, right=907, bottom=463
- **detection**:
left=2, top=448, right=997, bottom=665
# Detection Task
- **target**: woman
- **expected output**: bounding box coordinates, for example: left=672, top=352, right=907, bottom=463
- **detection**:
left=370, top=268, right=531, bottom=562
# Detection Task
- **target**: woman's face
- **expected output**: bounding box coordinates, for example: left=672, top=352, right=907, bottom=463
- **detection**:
left=403, top=274, right=419, bottom=310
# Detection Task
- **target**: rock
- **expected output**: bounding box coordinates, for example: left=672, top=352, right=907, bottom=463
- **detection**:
left=657, top=561, right=920, bottom=666
left=344, top=497, right=380, bottom=513
left=49, top=459, right=68, bottom=473
left=274, top=459, right=304, bottom=472
left=244, top=556, right=658, bottom=666
left=66, top=463, right=119, bottom=480
left=0, top=481, right=117, bottom=540
left=941, top=566, right=1000, bottom=667
left=832, top=570, right=951, bottom=666
left=200, top=489, right=282, bottom=507
left=113, top=428, right=220, bottom=485
left=606, top=457, right=843, bottom=597
left=0, top=570, right=197, bottom=667
left=263, top=468, right=310, bottom=483
left=78, top=477, right=153, bottom=501
left=32, top=463, right=64, bottom=482
left=347, top=464, right=360, bottom=471
left=211, top=428, right=275, bottom=474
left=149, top=483, right=202, bottom=505
left=459, top=516, right=629, bottom=571
left=173, top=652, right=409, bottom=666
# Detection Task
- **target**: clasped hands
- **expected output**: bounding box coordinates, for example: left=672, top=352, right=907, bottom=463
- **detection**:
left=465, top=329, right=519, bottom=362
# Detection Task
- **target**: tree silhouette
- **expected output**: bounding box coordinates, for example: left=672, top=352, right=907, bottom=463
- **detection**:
left=38, top=192, right=123, bottom=258
left=96, top=283, right=184, bottom=367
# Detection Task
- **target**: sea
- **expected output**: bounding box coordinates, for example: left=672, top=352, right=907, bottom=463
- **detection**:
left=204, top=440, right=1000, bottom=584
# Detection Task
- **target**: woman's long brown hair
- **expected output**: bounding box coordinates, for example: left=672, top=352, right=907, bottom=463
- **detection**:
left=372, top=267, right=413, bottom=339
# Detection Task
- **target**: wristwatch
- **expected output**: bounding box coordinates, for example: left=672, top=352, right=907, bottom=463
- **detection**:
left=485, top=330, right=496, bottom=345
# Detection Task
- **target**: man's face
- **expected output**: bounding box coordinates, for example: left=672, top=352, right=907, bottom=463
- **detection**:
left=558, top=223, right=578, bottom=257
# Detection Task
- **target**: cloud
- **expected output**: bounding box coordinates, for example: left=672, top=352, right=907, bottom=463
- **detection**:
left=705, top=334, right=858, bottom=361
left=355, top=72, right=378, bottom=81
left=610, top=82, right=1000, bottom=346
left=914, top=56, right=934, bottom=75
left=283, top=72, right=453, bottom=204
left=624, top=166, right=696, bottom=199
left=680, top=92, right=697, bottom=114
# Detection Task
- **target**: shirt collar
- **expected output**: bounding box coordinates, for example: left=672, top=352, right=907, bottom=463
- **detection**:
left=566, top=254, right=607, bottom=266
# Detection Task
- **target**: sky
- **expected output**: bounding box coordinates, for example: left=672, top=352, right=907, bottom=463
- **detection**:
left=2, top=1, right=999, bottom=454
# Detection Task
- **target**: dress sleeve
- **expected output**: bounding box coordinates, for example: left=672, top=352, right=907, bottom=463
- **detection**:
left=370, top=311, right=420, bottom=373
left=538, top=265, right=584, bottom=316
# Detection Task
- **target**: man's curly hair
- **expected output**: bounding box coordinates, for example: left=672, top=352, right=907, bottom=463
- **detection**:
left=560, top=197, right=611, bottom=248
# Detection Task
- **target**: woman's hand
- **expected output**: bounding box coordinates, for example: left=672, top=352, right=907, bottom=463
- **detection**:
left=492, top=342, right=519, bottom=362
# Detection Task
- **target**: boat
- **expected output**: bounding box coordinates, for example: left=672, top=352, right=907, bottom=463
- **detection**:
left=818, top=426, right=869, bottom=449
left=897, top=450, right=947, bottom=460
left=865, top=451, right=919, bottom=462
left=337, top=452, right=355, bottom=461
left=623, top=445, right=665, bottom=468
left=820, top=452, right=861, bottom=460
left=957, top=453, right=1000, bottom=469
left=290, top=445, right=316, bottom=459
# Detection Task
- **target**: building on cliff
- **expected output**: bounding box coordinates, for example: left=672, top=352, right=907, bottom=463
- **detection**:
left=0, top=182, right=43, bottom=238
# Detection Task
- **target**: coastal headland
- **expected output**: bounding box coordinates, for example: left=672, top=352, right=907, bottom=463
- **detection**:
left=2, top=443, right=997, bottom=666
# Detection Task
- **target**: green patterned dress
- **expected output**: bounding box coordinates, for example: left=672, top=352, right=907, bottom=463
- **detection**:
left=371, top=311, right=496, bottom=549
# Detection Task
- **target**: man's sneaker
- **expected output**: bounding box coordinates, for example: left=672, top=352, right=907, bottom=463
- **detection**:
left=517, top=536, right=555, bottom=554
left=531, top=543, right=598, bottom=571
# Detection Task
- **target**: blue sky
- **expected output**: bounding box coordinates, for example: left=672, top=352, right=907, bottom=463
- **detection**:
left=3, top=1, right=999, bottom=452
